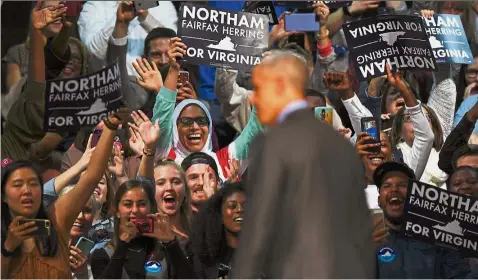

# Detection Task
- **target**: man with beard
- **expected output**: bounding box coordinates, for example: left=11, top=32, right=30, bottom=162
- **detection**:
left=372, top=162, right=477, bottom=278
left=181, top=152, right=220, bottom=216
left=232, top=51, right=374, bottom=278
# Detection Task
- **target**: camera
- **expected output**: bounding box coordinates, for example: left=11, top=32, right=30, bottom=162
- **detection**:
left=133, top=217, right=154, bottom=233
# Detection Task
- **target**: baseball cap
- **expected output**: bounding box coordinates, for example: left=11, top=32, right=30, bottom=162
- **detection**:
left=373, top=162, right=416, bottom=189
left=181, top=152, right=219, bottom=180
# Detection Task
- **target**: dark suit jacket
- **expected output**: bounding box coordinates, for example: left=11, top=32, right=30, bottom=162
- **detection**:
left=232, top=109, right=375, bottom=278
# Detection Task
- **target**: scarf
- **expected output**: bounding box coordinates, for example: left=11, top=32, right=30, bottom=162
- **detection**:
left=171, top=99, right=225, bottom=181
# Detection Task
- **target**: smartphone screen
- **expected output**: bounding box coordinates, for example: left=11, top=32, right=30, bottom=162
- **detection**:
left=178, top=71, right=190, bottom=87
left=285, top=13, right=320, bottom=32
left=361, top=117, right=380, bottom=143
left=371, top=209, right=386, bottom=231
left=314, top=107, right=333, bottom=126
left=75, top=237, right=95, bottom=256
left=133, top=0, right=159, bottom=11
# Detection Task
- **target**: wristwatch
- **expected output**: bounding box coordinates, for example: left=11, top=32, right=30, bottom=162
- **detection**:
left=342, top=5, right=355, bottom=17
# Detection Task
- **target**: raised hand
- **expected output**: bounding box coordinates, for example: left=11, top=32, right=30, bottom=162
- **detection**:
left=348, top=1, right=380, bottom=16
left=128, top=126, right=145, bottom=156
left=133, top=58, right=163, bottom=93
left=108, top=144, right=126, bottom=178
left=203, top=168, right=218, bottom=199
left=420, top=9, right=434, bottom=20
left=4, top=216, right=38, bottom=252
left=128, top=110, right=160, bottom=148
left=31, top=0, right=67, bottom=30
left=269, top=12, right=297, bottom=47
left=143, top=213, right=175, bottom=242
left=168, top=37, right=187, bottom=71
left=76, top=134, right=96, bottom=170
left=323, top=72, right=351, bottom=92
left=385, top=64, right=408, bottom=94
left=177, top=82, right=198, bottom=102
left=225, top=159, right=240, bottom=183
left=116, top=1, right=136, bottom=23
left=312, top=2, right=330, bottom=25
left=108, top=107, right=130, bottom=127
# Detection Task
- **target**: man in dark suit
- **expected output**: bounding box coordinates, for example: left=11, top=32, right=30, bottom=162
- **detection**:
left=231, top=51, right=375, bottom=278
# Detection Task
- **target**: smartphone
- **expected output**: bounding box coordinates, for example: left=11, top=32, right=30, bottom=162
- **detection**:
left=371, top=209, right=386, bottom=232
left=133, top=217, right=154, bottom=233
left=285, top=13, right=320, bottom=32
left=133, top=0, right=159, bottom=11
left=178, top=71, right=190, bottom=87
left=91, top=129, right=102, bottom=148
left=314, top=107, right=333, bottom=126
left=288, top=33, right=305, bottom=49
left=18, top=219, right=50, bottom=236
left=75, top=237, right=95, bottom=256
left=361, top=117, right=380, bottom=143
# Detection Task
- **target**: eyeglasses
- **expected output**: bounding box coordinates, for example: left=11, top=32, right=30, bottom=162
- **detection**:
left=465, top=69, right=478, bottom=78
left=177, top=117, right=209, bottom=127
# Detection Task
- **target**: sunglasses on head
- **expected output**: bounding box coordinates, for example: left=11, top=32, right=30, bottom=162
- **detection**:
left=177, top=117, right=209, bottom=127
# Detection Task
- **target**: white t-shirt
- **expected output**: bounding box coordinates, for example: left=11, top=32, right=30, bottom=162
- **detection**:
left=365, top=185, right=380, bottom=210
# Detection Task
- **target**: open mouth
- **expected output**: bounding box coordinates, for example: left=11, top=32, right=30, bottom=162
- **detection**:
left=63, top=65, right=75, bottom=75
left=368, top=155, right=385, bottom=166
left=388, top=194, right=404, bottom=209
left=233, top=217, right=243, bottom=224
left=187, top=133, right=202, bottom=143
left=94, top=187, right=101, bottom=197
left=21, top=198, right=34, bottom=207
left=163, top=193, right=177, bottom=209
left=73, top=222, right=84, bottom=229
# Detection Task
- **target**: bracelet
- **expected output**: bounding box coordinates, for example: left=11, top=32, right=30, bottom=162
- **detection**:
left=143, top=148, right=155, bottom=157
left=1, top=242, right=15, bottom=257
left=104, top=118, right=119, bottom=130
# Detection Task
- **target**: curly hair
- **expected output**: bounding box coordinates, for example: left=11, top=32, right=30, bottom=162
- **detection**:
left=190, top=182, right=245, bottom=266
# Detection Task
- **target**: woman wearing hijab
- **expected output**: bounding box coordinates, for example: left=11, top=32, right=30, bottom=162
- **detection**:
left=134, top=38, right=262, bottom=182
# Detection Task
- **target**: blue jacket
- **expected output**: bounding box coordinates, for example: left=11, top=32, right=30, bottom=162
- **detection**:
left=376, top=231, right=477, bottom=278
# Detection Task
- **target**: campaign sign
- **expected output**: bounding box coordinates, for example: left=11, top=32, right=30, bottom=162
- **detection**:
left=243, top=1, right=278, bottom=25
left=44, top=62, right=122, bottom=132
left=403, top=180, right=478, bottom=257
left=343, top=15, right=437, bottom=81
left=178, top=3, right=269, bottom=72
left=423, top=14, right=473, bottom=64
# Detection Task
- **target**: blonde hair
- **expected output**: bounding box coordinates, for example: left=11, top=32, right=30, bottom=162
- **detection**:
left=59, top=185, right=98, bottom=215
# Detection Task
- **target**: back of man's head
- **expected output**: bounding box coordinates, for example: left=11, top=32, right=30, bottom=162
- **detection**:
left=452, top=144, right=478, bottom=170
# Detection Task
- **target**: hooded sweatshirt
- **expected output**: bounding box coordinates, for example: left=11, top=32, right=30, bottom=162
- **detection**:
left=152, top=86, right=263, bottom=182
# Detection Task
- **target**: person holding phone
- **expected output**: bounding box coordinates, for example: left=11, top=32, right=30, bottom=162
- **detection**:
left=91, top=180, right=195, bottom=279
left=372, top=162, right=476, bottom=278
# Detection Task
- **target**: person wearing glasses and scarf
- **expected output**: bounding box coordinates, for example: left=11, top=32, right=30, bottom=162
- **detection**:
left=135, top=38, right=262, bottom=182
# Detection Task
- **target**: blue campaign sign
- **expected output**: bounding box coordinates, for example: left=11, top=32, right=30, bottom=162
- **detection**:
left=423, top=14, right=473, bottom=64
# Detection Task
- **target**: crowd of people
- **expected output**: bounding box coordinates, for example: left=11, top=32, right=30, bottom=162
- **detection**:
left=1, top=0, right=478, bottom=279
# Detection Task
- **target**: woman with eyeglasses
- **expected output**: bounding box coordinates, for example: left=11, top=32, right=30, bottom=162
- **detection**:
left=133, top=38, right=262, bottom=182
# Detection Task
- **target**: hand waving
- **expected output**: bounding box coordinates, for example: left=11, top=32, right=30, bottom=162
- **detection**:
left=128, top=126, right=145, bottom=156
left=107, top=144, right=126, bottom=178
left=31, top=1, right=67, bottom=30
left=128, top=111, right=160, bottom=148
left=225, top=159, right=240, bottom=183
left=76, top=134, right=96, bottom=171
left=133, top=58, right=163, bottom=93
left=385, top=64, right=408, bottom=94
